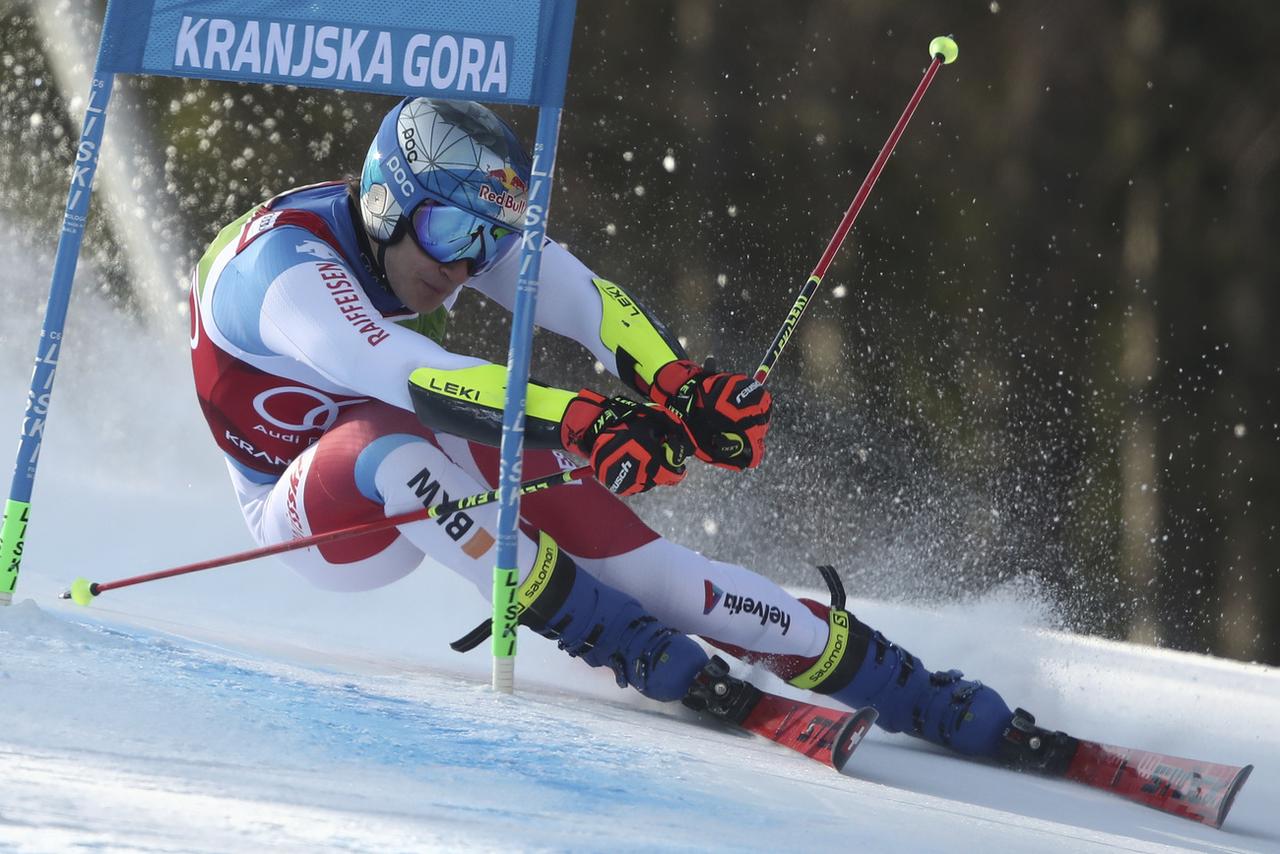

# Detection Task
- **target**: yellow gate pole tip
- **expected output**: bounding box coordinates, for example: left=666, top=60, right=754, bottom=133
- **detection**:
left=929, top=36, right=959, bottom=65
left=69, top=577, right=95, bottom=606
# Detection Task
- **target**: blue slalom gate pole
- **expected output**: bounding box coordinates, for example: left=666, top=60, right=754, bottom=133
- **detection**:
left=491, top=106, right=565, bottom=692
left=1, top=72, right=115, bottom=606
left=481, top=0, right=577, bottom=694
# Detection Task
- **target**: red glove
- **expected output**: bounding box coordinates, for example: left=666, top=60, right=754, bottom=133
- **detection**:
left=560, top=389, right=692, bottom=496
left=649, top=360, right=772, bottom=470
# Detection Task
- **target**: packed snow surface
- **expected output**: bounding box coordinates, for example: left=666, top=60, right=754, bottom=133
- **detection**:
left=4, top=553, right=1277, bottom=851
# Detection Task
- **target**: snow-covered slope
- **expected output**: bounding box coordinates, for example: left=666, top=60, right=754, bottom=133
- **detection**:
left=2, top=278, right=1277, bottom=853
left=3, top=577, right=1277, bottom=853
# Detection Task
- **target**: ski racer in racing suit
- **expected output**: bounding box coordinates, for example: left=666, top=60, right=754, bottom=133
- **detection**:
left=189, top=97, right=1036, bottom=761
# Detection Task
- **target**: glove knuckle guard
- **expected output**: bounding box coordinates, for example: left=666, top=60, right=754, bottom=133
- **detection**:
left=561, top=389, right=688, bottom=496
left=651, top=360, right=773, bottom=471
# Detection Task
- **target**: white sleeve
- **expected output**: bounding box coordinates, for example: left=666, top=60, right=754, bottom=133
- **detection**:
left=467, top=239, right=616, bottom=371
left=257, top=259, right=489, bottom=412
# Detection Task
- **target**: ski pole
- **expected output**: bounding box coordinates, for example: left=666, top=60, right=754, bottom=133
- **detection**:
left=60, top=464, right=592, bottom=605
left=754, top=35, right=958, bottom=384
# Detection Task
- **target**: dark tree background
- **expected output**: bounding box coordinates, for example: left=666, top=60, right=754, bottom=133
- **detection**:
left=2, top=1, right=1276, bottom=663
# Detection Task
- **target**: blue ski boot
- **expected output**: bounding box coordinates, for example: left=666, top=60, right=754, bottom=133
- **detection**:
left=709, top=566, right=1015, bottom=758
left=451, top=533, right=708, bottom=702
left=792, top=566, right=1014, bottom=757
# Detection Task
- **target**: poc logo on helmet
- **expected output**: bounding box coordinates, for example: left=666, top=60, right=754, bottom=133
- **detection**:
left=400, top=126, right=421, bottom=165
left=383, top=153, right=415, bottom=201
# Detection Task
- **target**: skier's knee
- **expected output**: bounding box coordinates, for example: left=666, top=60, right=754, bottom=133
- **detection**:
left=517, top=532, right=708, bottom=702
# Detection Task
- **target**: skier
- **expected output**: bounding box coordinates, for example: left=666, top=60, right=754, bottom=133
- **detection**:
left=189, top=96, right=1045, bottom=763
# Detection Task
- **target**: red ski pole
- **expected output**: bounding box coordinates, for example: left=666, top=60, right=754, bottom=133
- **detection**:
left=61, top=464, right=591, bottom=604
left=754, top=36, right=958, bottom=384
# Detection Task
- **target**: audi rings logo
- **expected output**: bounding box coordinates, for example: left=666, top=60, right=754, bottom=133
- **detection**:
left=252, top=386, right=368, bottom=432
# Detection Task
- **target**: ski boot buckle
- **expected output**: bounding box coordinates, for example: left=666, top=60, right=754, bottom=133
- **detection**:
left=998, top=708, right=1079, bottom=775
left=682, top=656, right=762, bottom=725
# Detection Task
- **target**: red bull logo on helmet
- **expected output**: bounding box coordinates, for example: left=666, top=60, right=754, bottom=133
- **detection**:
left=478, top=166, right=528, bottom=224
left=490, top=166, right=528, bottom=194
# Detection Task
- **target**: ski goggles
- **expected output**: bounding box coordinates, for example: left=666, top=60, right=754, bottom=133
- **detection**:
left=408, top=201, right=516, bottom=276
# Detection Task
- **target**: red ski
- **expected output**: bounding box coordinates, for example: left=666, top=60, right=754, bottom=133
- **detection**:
left=1003, top=708, right=1252, bottom=828
left=739, top=690, right=878, bottom=772
left=1065, top=739, right=1252, bottom=829
left=684, top=656, right=877, bottom=772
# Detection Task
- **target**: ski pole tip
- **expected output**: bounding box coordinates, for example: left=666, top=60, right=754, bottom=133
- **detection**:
left=929, top=36, right=959, bottom=65
left=68, top=577, right=96, bottom=606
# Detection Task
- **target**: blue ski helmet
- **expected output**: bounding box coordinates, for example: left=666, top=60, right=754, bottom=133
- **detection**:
left=359, top=97, right=531, bottom=274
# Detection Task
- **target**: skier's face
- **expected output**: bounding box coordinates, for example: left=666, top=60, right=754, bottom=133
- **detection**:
left=383, top=235, right=471, bottom=314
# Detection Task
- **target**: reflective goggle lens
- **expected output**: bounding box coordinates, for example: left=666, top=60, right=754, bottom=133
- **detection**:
left=410, top=202, right=514, bottom=275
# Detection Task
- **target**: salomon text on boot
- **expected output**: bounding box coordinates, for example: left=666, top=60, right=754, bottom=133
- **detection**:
left=793, top=568, right=1014, bottom=757
left=452, top=532, right=709, bottom=702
